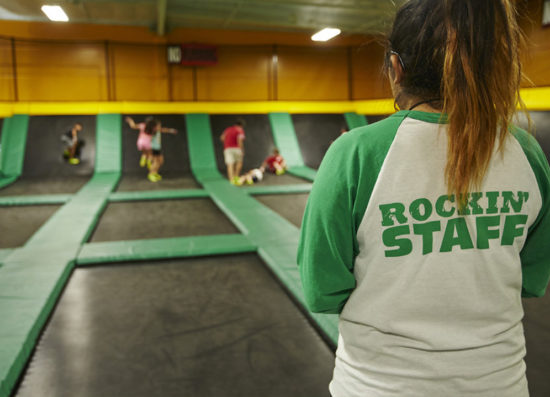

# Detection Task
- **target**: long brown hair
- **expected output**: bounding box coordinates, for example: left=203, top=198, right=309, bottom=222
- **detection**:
left=387, top=0, right=526, bottom=206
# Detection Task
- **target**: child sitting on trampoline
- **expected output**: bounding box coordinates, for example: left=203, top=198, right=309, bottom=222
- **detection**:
left=262, top=148, right=287, bottom=175
left=235, top=166, right=265, bottom=186
left=147, top=118, right=177, bottom=183
left=125, top=116, right=154, bottom=169
left=61, top=122, right=84, bottom=165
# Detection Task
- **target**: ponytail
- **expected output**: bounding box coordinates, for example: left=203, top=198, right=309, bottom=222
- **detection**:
left=387, top=0, right=526, bottom=207
left=442, top=0, right=524, bottom=206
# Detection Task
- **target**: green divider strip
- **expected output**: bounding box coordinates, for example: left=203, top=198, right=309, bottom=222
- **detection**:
left=186, top=114, right=338, bottom=345
left=0, top=249, right=13, bottom=263
left=0, top=115, right=29, bottom=178
left=0, top=194, right=72, bottom=207
left=0, top=176, right=17, bottom=190
left=95, top=114, right=122, bottom=173
left=244, top=183, right=312, bottom=195
left=268, top=113, right=304, bottom=167
left=0, top=114, right=122, bottom=397
left=109, top=188, right=208, bottom=202
left=77, top=234, right=256, bottom=265
left=344, top=112, right=368, bottom=130
left=268, top=113, right=318, bottom=182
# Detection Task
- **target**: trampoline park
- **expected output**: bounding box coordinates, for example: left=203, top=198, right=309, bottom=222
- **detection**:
left=0, top=1, right=550, bottom=397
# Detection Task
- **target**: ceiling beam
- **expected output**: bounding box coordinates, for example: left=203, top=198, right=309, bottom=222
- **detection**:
left=157, top=0, right=167, bottom=35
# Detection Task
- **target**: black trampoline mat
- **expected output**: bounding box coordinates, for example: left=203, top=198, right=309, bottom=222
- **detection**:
left=116, top=172, right=201, bottom=192
left=0, top=176, right=90, bottom=196
left=292, top=114, right=346, bottom=170
left=14, top=255, right=334, bottom=397
left=523, top=293, right=550, bottom=397
left=89, top=198, right=239, bottom=242
left=254, top=193, right=309, bottom=228
left=23, top=115, right=96, bottom=177
left=0, top=205, right=60, bottom=248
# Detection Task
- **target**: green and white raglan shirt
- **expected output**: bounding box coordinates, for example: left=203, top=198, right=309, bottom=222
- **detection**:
left=297, top=110, right=550, bottom=397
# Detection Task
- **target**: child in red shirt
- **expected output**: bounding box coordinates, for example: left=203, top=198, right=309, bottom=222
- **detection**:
left=262, top=148, right=287, bottom=175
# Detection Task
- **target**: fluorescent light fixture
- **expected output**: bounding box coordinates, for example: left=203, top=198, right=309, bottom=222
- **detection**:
left=41, top=5, right=69, bottom=22
left=311, top=28, right=341, bottom=42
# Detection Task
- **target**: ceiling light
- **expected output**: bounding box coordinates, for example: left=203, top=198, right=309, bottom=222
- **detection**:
left=41, top=5, right=69, bottom=22
left=311, top=28, right=341, bottom=42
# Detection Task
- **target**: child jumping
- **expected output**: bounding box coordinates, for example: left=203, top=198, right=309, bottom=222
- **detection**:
left=125, top=116, right=154, bottom=169
left=61, top=122, right=84, bottom=165
left=147, top=119, right=177, bottom=183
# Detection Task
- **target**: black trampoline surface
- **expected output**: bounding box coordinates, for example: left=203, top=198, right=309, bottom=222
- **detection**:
left=24, top=115, right=96, bottom=177
left=254, top=193, right=309, bottom=228
left=119, top=114, right=199, bottom=191
left=0, top=205, right=60, bottom=248
left=0, top=175, right=90, bottom=196
left=89, top=198, right=239, bottom=242
left=292, top=114, right=346, bottom=169
left=14, top=255, right=334, bottom=397
left=523, top=294, right=550, bottom=397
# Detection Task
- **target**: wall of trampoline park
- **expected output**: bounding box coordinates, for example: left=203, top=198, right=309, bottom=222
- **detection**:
left=0, top=0, right=549, bottom=103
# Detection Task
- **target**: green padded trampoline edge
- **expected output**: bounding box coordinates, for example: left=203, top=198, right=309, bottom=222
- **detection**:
left=109, top=189, right=209, bottom=202
left=0, top=115, right=29, bottom=178
left=0, top=194, right=72, bottom=206
left=243, top=183, right=312, bottom=195
left=0, top=176, right=17, bottom=190
left=268, top=113, right=305, bottom=168
left=76, top=234, right=257, bottom=265
left=288, top=166, right=316, bottom=181
left=344, top=112, right=368, bottom=130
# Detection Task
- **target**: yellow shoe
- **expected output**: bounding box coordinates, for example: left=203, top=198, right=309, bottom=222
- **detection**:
left=147, top=159, right=152, bottom=169
left=148, top=173, right=160, bottom=182
left=69, top=158, right=80, bottom=165
left=139, top=155, right=147, bottom=167
left=276, top=168, right=285, bottom=175
left=153, top=172, right=162, bottom=180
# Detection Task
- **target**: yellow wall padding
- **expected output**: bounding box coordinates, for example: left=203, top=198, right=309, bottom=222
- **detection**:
left=15, top=41, right=107, bottom=101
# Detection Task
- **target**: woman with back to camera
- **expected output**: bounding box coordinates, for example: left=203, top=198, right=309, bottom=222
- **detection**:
left=298, top=1, right=550, bottom=396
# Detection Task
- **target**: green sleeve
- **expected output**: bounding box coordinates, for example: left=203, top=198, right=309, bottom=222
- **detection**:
left=297, top=113, right=405, bottom=313
left=512, top=128, right=550, bottom=297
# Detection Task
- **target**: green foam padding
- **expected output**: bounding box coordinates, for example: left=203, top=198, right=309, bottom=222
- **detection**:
left=244, top=183, right=312, bottom=195
left=109, top=188, right=209, bottom=202
left=268, top=113, right=317, bottom=182
left=0, top=115, right=29, bottom=177
left=344, top=112, right=368, bottom=130
left=0, top=176, right=17, bottom=190
left=95, top=114, right=122, bottom=173
left=287, top=166, right=317, bottom=181
left=0, top=115, right=122, bottom=397
left=0, top=194, right=71, bottom=206
left=268, top=112, right=304, bottom=168
left=186, top=114, right=338, bottom=345
left=0, top=249, right=13, bottom=264
left=77, top=234, right=256, bottom=265
left=185, top=114, right=221, bottom=179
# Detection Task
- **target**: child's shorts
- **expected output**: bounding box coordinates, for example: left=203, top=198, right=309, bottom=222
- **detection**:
left=224, top=148, right=243, bottom=165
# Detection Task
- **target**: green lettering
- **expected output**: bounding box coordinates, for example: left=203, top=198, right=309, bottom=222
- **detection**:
left=435, top=194, right=455, bottom=217
left=486, top=191, right=500, bottom=214
left=440, top=218, right=474, bottom=252
left=502, top=214, right=528, bottom=245
left=413, top=221, right=441, bottom=255
left=476, top=216, right=501, bottom=249
left=383, top=225, right=412, bottom=257
left=409, top=198, right=433, bottom=222
left=379, top=202, right=408, bottom=227
left=501, top=191, right=528, bottom=213
left=458, top=192, right=484, bottom=215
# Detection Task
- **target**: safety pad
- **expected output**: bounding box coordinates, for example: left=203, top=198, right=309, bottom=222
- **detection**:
left=0, top=194, right=71, bottom=207
left=109, top=189, right=209, bottom=202
left=77, top=234, right=256, bottom=265
left=0, top=176, right=17, bottom=190
left=0, top=249, right=12, bottom=264
left=344, top=112, right=368, bottom=130
left=287, top=166, right=316, bottom=181
left=0, top=115, right=29, bottom=178
left=243, top=183, right=312, bottom=195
